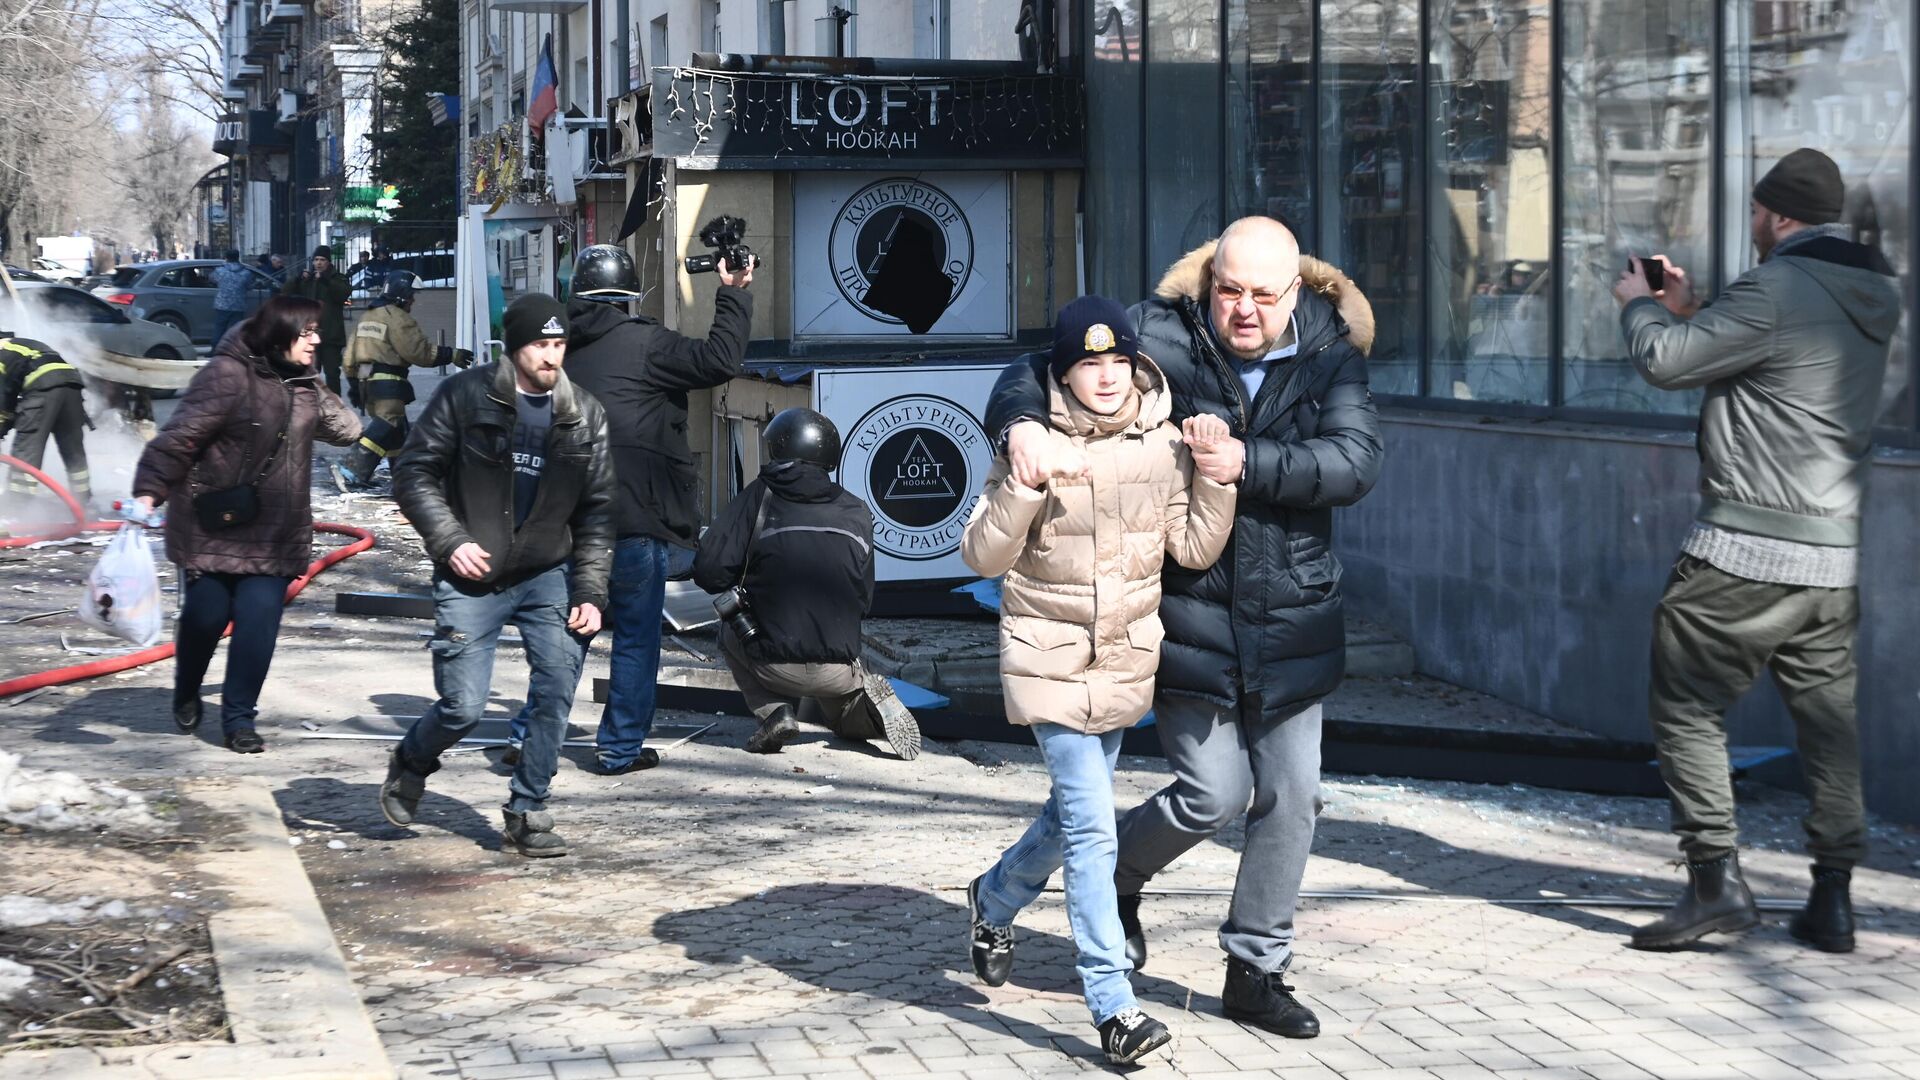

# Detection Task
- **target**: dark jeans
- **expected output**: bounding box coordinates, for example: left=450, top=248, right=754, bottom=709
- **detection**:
left=174, top=571, right=292, bottom=735
left=592, top=536, right=668, bottom=767
left=1650, top=555, right=1866, bottom=867
left=1115, top=697, right=1324, bottom=973
left=316, top=342, right=344, bottom=394
left=398, top=566, right=587, bottom=812
left=209, top=307, right=245, bottom=348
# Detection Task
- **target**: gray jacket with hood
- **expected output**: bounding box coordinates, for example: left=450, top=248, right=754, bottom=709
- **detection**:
left=1620, top=227, right=1902, bottom=546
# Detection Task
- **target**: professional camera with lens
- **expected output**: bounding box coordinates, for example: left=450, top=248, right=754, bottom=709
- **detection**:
left=683, top=215, right=761, bottom=275
left=711, top=585, right=762, bottom=643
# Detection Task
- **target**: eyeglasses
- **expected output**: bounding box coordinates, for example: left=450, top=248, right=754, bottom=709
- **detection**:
left=1213, top=276, right=1302, bottom=308
left=298, top=327, right=322, bottom=339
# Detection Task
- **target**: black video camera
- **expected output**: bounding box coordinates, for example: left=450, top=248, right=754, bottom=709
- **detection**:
left=683, top=215, right=760, bottom=275
left=712, top=585, right=762, bottom=643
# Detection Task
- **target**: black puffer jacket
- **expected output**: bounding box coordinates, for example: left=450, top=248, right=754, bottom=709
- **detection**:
left=393, top=360, right=616, bottom=609
left=564, top=290, right=752, bottom=546
left=692, top=460, right=875, bottom=665
left=985, top=244, right=1384, bottom=721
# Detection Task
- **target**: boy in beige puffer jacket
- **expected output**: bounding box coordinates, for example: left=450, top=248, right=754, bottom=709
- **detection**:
left=959, top=295, right=1236, bottom=1065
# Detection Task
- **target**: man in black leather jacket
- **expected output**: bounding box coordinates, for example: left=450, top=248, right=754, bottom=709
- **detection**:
left=380, top=293, right=616, bottom=858
left=985, top=217, right=1383, bottom=1039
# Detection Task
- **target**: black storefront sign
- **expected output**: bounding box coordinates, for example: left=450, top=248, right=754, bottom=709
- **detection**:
left=650, top=67, right=1083, bottom=170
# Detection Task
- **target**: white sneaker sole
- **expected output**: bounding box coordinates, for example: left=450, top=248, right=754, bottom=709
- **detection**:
left=862, top=671, right=921, bottom=761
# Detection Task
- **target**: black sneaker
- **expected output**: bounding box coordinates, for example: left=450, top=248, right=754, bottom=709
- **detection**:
left=966, top=874, right=1014, bottom=987
left=224, top=727, right=264, bottom=754
left=1098, top=1007, right=1172, bottom=1065
left=1117, top=891, right=1147, bottom=970
left=595, top=748, right=660, bottom=775
left=500, top=743, right=522, bottom=767
left=379, top=746, right=428, bottom=827
left=861, top=669, right=921, bottom=761
left=502, top=808, right=570, bottom=858
left=1222, top=958, right=1320, bottom=1038
left=172, top=694, right=203, bottom=733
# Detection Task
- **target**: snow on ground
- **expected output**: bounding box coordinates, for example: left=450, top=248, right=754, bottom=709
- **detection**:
left=0, top=957, right=34, bottom=1000
left=0, top=894, right=134, bottom=930
left=0, top=751, right=164, bottom=832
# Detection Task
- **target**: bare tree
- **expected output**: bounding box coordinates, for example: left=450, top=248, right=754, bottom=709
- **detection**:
left=0, top=0, right=117, bottom=262
left=105, top=0, right=226, bottom=125
left=116, top=73, right=215, bottom=256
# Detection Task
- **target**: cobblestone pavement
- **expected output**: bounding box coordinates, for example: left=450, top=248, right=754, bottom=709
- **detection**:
left=6, top=516, right=1920, bottom=1079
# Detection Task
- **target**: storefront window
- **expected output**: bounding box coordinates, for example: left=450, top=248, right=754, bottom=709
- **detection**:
left=1427, top=0, right=1554, bottom=404
left=1226, top=0, right=1314, bottom=241
left=1559, top=0, right=1712, bottom=414
left=1319, top=0, right=1422, bottom=394
left=1086, top=0, right=1145, bottom=299
left=1726, top=0, right=1913, bottom=430
left=1145, top=0, right=1225, bottom=278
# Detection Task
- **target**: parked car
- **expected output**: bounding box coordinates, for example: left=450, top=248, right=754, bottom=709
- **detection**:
left=3, top=280, right=198, bottom=359
left=92, top=259, right=279, bottom=347
left=3, top=264, right=51, bottom=284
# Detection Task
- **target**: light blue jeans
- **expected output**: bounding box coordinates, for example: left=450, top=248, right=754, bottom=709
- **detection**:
left=975, top=723, right=1134, bottom=1024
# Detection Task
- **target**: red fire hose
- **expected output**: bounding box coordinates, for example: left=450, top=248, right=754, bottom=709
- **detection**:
left=0, top=452, right=376, bottom=697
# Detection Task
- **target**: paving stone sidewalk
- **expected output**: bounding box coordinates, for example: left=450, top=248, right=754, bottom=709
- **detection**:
left=6, top=572, right=1919, bottom=1080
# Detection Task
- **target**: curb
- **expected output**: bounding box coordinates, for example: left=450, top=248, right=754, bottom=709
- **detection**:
left=5, top=778, right=394, bottom=1080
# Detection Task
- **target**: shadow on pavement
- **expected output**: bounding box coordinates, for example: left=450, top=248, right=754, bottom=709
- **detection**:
left=652, top=882, right=1221, bottom=1068
left=278, top=775, right=501, bottom=851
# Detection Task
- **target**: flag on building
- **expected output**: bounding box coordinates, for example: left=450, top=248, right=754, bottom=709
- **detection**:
left=528, top=34, right=558, bottom=138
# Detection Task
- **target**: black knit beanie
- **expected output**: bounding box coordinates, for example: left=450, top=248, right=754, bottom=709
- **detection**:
left=1754, top=148, right=1844, bottom=225
left=503, top=293, right=570, bottom=355
left=312, top=244, right=334, bottom=259
left=1049, top=295, right=1140, bottom=381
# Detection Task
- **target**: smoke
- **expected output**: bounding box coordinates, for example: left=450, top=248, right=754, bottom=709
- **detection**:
left=1, top=299, right=161, bottom=519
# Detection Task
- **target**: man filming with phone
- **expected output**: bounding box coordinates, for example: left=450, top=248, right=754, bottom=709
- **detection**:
left=555, top=233, right=753, bottom=775
left=1613, top=148, right=1899, bottom=955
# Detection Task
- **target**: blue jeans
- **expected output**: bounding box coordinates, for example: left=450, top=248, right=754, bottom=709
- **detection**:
left=209, top=307, right=244, bottom=347
left=592, top=536, right=668, bottom=767
left=398, top=566, right=587, bottom=812
left=976, top=723, right=1134, bottom=1025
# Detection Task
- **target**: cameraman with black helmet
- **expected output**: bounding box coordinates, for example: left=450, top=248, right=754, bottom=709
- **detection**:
left=693, top=408, right=921, bottom=759
left=561, top=239, right=753, bottom=775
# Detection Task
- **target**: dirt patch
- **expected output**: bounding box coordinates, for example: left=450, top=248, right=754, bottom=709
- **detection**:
left=0, top=805, right=228, bottom=1054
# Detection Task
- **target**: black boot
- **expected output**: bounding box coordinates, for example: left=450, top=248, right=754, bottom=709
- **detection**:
left=745, top=705, right=799, bottom=754
left=1630, top=851, right=1761, bottom=950
left=379, top=746, right=428, bottom=827
left=1789, top=865, right=1855, bottom=953
left=1117, top=891, right=1147, bottom=970
left=502, top=808, right=570, bottom=858
left=1222, top=957, right=1320, bottom=1038
left=172, top=694, right=202, bottom=732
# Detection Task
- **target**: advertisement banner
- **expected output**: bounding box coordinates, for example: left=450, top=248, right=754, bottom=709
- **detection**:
left=813, top=363, right=1007, bottom=582
left=793, top=171, right=1011, bottom=340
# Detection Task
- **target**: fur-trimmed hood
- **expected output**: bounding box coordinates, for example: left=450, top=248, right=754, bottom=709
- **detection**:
left=1152, top=240, right=1376, bottom=357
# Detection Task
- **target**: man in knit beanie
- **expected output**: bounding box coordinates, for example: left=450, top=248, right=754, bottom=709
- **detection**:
left=381, top=291, right=616, bottom=858
left=1613, top=149, right=1900, bottom=954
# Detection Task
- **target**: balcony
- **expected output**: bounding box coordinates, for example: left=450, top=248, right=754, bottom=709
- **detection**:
left=265, top=2, right=302, bottom=25
left=606, top=87, right=651, bottom=166
left=559, top=117, right=622, bottom=182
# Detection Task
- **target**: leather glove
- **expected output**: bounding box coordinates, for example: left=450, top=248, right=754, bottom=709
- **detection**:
left=347, top=378, right=363, bottom=410
left=452, top=348, right=475, bottom=369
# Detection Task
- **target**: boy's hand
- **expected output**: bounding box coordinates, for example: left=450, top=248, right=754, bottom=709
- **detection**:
left=1182, top=414, right=1231, bottom=452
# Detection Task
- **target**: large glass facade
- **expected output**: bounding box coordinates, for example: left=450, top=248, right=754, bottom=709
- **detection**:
left=1082, top=0, right=1917, bottom=435
left=1319, top=0, right=1421, bottom=394
left=1560, top=0, right=1712, bottom=414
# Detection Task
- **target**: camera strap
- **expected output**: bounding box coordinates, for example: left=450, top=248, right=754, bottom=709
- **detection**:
left=742, top=486, right=773, bottom=584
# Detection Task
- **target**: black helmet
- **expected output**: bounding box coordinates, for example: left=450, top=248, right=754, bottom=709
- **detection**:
left=382, top=270, right=418, bottom=305
left=573, top=244, right=642, bottom=301
left=764, top=408, right=841, bottom=470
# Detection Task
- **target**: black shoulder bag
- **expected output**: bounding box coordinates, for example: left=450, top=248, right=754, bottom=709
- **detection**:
left=193, top=386, right=291, bottom=531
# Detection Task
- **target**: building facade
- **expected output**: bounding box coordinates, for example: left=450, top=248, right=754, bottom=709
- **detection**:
left=215, top=0, right=411, bottom=264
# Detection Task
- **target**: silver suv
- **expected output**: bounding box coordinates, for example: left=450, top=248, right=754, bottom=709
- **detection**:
left=93, top=259, right=279, bottom=347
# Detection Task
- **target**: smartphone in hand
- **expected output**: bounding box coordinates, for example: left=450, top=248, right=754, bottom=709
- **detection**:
left=1631, top=256, right=1666, bottom=292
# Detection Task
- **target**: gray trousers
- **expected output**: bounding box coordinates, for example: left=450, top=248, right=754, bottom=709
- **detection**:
left=718, top=627, right=885, bottom=739
left=1650, top=555, right=1866, bottom=866
left=1116, top=696, right=1323, bottom=973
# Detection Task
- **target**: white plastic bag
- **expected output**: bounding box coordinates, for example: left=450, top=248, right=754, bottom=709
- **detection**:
left=78, top=524, right=164, bottom=647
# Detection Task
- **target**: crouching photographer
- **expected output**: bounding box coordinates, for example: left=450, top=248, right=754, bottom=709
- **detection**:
left=692, top=408, right=921, bottom=761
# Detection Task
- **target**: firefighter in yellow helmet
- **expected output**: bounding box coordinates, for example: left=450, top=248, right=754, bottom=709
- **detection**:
left=332, top=271, right=470, bottom=491
left=1, top=331, right=91, bottom=509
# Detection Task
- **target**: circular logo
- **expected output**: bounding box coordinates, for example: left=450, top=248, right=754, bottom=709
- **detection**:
left=829, top=178, right=974, bottom=328
left=839, top=394, right=990, bottom=561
